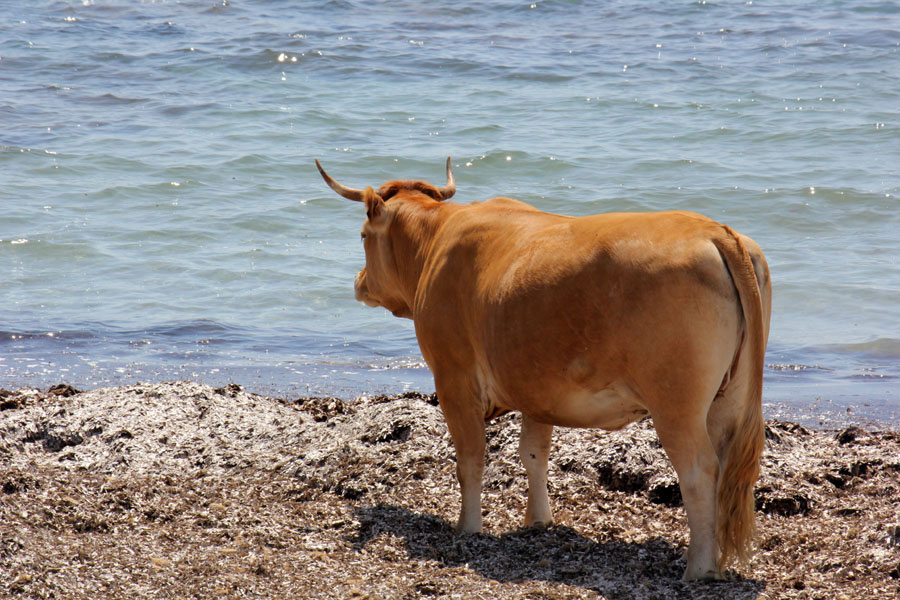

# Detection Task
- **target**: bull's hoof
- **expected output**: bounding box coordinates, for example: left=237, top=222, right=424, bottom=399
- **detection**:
left=454, top=523, right=482, bottom=535
left=524, top=519, right=553, bottom=530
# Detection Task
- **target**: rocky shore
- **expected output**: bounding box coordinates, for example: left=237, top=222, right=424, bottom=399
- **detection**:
left=1, top=382, right=898, bottom=599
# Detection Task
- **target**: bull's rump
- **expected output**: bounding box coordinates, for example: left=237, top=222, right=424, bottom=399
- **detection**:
left=414, top=208, right=744, bottom=428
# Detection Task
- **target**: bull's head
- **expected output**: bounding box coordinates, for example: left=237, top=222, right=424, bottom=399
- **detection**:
left=315, top=158, right=455, bottom=319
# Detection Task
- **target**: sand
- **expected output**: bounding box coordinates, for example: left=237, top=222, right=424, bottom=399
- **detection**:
left=1, top=381, right=898, bottom=599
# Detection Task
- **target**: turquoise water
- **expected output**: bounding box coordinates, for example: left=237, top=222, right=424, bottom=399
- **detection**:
left=1, top=1, right=898, bottom=427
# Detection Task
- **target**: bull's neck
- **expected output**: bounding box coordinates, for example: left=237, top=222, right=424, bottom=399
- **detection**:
left=389, top=200, right=450, bottom=310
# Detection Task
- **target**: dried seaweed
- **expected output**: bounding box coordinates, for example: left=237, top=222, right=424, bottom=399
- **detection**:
left=1, top=382, right=898, bottom=599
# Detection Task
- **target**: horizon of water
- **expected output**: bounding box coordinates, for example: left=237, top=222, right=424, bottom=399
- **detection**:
left=2, top=0, right=898, bottom=429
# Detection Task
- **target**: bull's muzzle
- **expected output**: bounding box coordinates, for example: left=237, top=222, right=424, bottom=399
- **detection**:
left=354, top=269, right=376, bottom=307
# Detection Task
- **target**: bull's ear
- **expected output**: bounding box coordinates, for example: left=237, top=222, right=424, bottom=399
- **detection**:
left=363, top=186, right=385, bottom=221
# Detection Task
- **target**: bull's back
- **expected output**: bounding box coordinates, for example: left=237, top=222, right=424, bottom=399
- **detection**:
left=415, top=207, right=747, bottom=426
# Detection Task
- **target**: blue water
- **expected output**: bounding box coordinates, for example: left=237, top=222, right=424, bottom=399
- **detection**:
left=2, top=1, right=898, bottom=428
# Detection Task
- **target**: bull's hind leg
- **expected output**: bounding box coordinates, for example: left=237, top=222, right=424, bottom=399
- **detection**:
left=654, top=414, right=723, bottom=581
left=519, top=415, right=554, bottom=527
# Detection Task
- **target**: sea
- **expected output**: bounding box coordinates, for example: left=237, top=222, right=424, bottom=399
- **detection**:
left=1, top=0, right=898, bottom=429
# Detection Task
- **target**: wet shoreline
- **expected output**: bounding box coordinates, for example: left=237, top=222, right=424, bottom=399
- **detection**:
left=2, top=367, right=898, bottom=431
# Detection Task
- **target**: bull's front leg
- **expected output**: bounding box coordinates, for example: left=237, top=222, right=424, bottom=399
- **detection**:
left=519, top=414, right=554, bottom=527
left=435, top=383, right=487, bottom=534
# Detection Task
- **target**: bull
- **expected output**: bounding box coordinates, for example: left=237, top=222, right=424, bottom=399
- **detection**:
left=316, top=157, right=771, bottom=580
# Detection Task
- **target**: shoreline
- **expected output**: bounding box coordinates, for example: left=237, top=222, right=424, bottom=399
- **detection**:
left=1, top=381, right=898, bottom=598
left=2, top=375, right=897, bottom=432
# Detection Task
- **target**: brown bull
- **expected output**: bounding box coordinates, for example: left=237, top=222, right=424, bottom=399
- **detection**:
left=316, top=157, right=771, bottom=581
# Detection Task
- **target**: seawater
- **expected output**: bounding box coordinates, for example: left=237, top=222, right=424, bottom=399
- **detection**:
left=1, top=0, right=898, bottom=428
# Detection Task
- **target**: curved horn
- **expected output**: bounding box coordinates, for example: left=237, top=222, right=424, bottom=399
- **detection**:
left=315, top=159, right=365, bottom=202
left=435, top=156, right=456, bottom=200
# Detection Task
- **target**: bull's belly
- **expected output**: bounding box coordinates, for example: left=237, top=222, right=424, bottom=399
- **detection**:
left=475, top=365, right=648, bottom=430
left=518, top=383, right=649, bottom=431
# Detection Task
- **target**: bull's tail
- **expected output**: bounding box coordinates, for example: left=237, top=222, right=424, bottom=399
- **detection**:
left=711, top=227, right=768, bottom=569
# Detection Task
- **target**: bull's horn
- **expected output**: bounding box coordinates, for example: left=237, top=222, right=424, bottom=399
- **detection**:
left=436, top=156, right=456, bottom=200
left=315, top=159, right=365, bottom=202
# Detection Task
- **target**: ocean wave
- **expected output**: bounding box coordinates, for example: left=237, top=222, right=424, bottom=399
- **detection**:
left=820, top=338, right=900, bottom=360
left=0, top=329, right=99, bottom=343
left=766, top=364, right=833, bottom=373
left=0, top=320, right=249, bottom=347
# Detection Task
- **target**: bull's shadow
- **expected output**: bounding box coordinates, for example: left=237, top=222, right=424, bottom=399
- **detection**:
left=351, top=504, right=765, bottom=598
